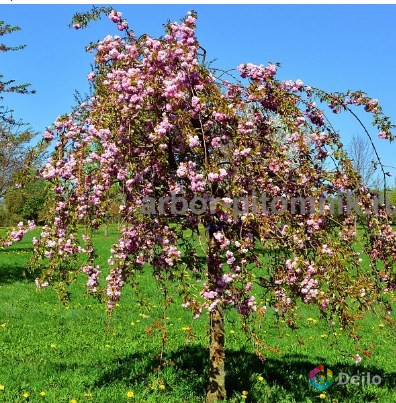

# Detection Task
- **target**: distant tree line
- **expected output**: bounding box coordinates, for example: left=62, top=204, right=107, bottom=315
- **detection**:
left=0, top=20, right=46, bottom=227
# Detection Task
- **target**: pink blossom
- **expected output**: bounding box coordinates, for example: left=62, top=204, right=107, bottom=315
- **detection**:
left=82, top=265, right=101, bottom=293
left=222, top=273, right=234, bottom=284
left=176, top=163, right=188, bottom=178
left=109, top=10, right=122, bottom=23
left=43, top=131, right=54, bottom=141
left=118, top=21, right=128, bottom=31
left=87, top=71, right=96, bottom=81
left=188, top=135, right=200, bottom=148
left=321, top=244, right=333, bottom=254
left=237, top=62, right=277, bottom=81
left=219, top=168, right=227, bottom=180
left=320, top=299, right=330, bottom=310
left=211, top=137, right=221, bottom=148
left=240, top=148, right=251, bottom=157
left=208, top=172, right=219, bottom=182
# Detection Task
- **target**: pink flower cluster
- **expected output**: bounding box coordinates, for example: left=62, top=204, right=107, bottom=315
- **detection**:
left=163, top=245, right=181, bottom=266
left=282, top=79, right=304, bottom=92
left=82, top=265, right=101, bottom=293
left=108, top=9, right=128, bottom=30
left=208, top=169, right=227, bottom=183
left=1, top=221, right=36, bottom=247
left=106, top=268, right=123, bottom=309
left=237, top=63, right=277, bottom=81
left=177, top=161, right=206, bottom=192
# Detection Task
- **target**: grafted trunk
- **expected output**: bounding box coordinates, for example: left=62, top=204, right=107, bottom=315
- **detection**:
left=206, top=236, right=226, bottom=402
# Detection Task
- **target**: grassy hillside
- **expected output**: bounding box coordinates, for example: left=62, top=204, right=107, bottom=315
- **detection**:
left=0, top=227, right=395, bottom=402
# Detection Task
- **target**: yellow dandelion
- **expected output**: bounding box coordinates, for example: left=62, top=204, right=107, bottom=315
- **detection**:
left=126, top=390, right=134, bottom=398
left=83, top=393, right=92, bottom=398
left=258, top=376, right=264, bottom=382
left=321, top=334, right=327, bottom=338
left=23, top=392, right=30, bottom=399
left=39, top=391, right=46, bottom=397
left=0, top=384, right=5, bottom=391
left=159, top=384, right=166, bottom=390
left=378, top=323, right=385, bottom=328
left=70, top=400, right=77, bottom=403
left=241, top=396, right=247, bottom=400
left=1, top=323, right=6, bottom=327
left=115, top=303, right=120, bottom=307
left=242, top=390, right=248, bottom=396
left=230, top=330, right=235, bottom=334
left=319, top=393, right=326, bottom=399
left=50, top=343, right=57, bottom=349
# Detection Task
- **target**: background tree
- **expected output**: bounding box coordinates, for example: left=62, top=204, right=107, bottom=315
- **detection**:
left=0, top=21, right=35, bottom=94
left=0, top=19, right=37, bottom=198
left=0, top=170, right=48, bottom=226
left=347, top=134, right=379, bottom=188
left=388, top=179, right=396, bottom=225
left=31, top=10, right=396, bottom=401
left=103, top=183, right=125, bottom=236
left=0, top=20, right=46, bottom=251
left=0, top=20, right=47, bottom=227
left=0, top=121, right=38, bottom=199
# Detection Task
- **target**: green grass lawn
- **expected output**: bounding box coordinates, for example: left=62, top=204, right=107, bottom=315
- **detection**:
left=0, top=227, right=395, bottom=402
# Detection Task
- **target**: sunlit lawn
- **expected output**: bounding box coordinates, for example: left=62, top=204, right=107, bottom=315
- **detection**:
left=0, top=226, right=395, bottom=402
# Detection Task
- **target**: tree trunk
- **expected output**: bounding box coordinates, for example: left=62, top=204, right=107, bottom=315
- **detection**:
left=104, top=221, right=109, bottom=237
left=207, top=303, right=226, bottom=402
left=206, top=236, right=226, bottom=402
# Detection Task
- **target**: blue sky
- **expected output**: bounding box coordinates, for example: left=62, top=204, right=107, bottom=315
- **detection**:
left=1, top=4, right=396, bottom=179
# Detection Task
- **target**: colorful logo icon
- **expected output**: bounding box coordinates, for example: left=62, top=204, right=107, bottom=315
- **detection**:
left=310, top=365, right=333, bottom=390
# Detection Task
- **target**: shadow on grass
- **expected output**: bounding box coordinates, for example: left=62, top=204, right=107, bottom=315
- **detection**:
left=0, top=247, right=36, bottom=284
left=94, top=346, right=396, bottom=401
left=0, top=246, right=33, bottom=253
left=93, top=352, right=154, bottom=387
left=0, top=262, right=36, bottom=284
left=0, top=243, right=36, bottom=284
